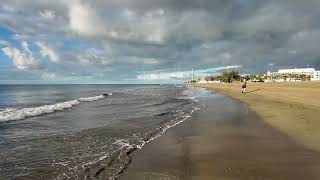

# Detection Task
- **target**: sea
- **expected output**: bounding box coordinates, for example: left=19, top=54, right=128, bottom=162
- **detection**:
left=0, top=84, right=199, bottom=179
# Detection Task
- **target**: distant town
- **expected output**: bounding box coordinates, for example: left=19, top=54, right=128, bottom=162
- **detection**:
left=189, top=68, right=320, bottom=84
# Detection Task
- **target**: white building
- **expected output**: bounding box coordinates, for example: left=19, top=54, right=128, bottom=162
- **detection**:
left=267, top=68, right=320, bottom=81
left=198, top=76, right=209, bottom=83
left=314, top=70, right=320, bottom=80
left=198, top=75, right=220, bottom=84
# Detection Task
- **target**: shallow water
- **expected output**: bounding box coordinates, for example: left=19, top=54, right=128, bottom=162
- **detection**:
left=121, top=88, right=320, bottom=180
left=0, top=84, right=198, bottom=179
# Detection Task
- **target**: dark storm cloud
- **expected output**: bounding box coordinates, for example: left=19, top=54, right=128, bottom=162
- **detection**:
left=0, top=0, right=320, bottom=82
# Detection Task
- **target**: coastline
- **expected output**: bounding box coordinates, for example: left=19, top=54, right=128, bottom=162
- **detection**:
left=120, top=87, right=320, bottom=180
left=196, top=81, right=320, bottom=151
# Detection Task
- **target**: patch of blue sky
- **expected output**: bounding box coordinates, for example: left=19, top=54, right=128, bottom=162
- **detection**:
left=61, top=39, right=102, bottom=51
left=0, top=26, right=14, bottom=43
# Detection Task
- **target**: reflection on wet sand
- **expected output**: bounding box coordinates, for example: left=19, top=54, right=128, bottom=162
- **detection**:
left=121, top=88, right=320, bottom=180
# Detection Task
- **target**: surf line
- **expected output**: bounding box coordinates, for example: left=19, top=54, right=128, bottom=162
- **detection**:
left=0, top=93, right=112, bottom=122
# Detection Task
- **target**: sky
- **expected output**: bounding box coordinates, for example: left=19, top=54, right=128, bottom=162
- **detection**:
left=0, top=0, right=320, bottom=84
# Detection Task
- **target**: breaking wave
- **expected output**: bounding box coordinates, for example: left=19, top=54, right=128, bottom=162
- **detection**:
left=0, top=94, right=111, bottom=122
left=78, top=95, right=105, bottom=102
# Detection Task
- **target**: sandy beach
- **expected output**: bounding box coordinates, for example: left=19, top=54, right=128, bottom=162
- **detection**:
left=120, top=88, right=320, bottom=180
left=197, top=81, right=320, bottom=151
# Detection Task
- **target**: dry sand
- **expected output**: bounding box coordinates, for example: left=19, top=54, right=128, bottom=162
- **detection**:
left=120, top=88, right=320, bottom=180
left=196, top=81, right=320, bottom=151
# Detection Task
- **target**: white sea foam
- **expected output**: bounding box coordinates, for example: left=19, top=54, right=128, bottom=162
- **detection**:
left=78, top=95, right=105, bottom=102
left=0, top=100, right=80, bottom=122
left=145, top=107, right=199, bottom=144
left=0, top=94, right=110, bottom=122
left=113, top=139, right=134, bottom=150
left=187, top=96, right=199, bottom=102
left=113, top=106, right=201, bottom=153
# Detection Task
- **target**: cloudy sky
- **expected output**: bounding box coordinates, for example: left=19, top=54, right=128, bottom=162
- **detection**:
left=0, top=0, right=320, bottom=84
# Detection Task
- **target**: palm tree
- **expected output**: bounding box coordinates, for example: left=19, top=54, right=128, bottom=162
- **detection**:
left=299, top=74, right=307, bottom=81
left=307, top=75, right=311, bottom=81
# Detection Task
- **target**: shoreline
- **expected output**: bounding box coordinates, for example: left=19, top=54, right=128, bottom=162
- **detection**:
left=120, top=87, right=320, bottom=180
left=196, top=81, right=320, bottom=151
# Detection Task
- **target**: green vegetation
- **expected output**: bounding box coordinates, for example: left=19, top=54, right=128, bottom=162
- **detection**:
left=268, top=73, right=312, bottom=82
left=195, top=69, right=313, bottom=84
left=207, top=70, right=241, bottom=83
left=205, top=71, right=312, bottom=83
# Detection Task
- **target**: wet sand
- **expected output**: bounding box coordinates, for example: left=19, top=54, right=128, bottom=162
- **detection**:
left=120, top=88, right=320, bottom=180
left=197, top=82, right=320, bottom=151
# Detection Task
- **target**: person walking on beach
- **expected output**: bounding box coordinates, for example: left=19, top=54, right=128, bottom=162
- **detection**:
left=242, top=81, right=247, bottom=94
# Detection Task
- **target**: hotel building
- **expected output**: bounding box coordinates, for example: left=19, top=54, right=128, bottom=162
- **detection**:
left=267, top=68, right=320, bottom=81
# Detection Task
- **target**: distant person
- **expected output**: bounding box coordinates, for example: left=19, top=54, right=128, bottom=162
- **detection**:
left=242, top=81, right=247, bottom=94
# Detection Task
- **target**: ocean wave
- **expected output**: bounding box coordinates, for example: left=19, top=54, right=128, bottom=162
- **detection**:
left=78, top=95, right=105, bottom=102
left=103, top=106, right=200, bottom=179
left=145, top=107, right=200, bottom=143
left=0, top=94, right=110, bottom=122
left=187, top=96, right=199, bottom=102
left=154, top=112, right=170, bottom=117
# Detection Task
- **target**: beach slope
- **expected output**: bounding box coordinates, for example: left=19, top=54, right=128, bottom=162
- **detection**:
left=120, top=88, right=320, bottom=180
left=197, top=82, right=320, bottom=151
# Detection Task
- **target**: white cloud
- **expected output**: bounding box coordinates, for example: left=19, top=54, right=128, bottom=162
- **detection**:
left=68, top=1, right=106, bottom=36
left=146, top=29, right=164, bottom=44
left=221, top=53, right=232, bottom=59
left=137, top=65, right=241, bottom=80
left=136, top=10, right=167, bottom=44
left=39, top=9, right=56, bottom=19
left=123, top=8, right=135, bottom=20
left=12, top=34, right=31, bottom=41
left=103, top=43, right=112, bottom=54
left=36, top=42, right=60, bottom=63
left=287, top=30, right=320, bottom=55
left=141, top=58, right=159, bottom=65
left=68, top=4, right=167, bottom=44
left=78, top=48, right=111, bottom=66
left=78, top=56, right=90, bottom=66
left=288, top=50, right=297, bottom=55
left=41, top=72, right=58, bottom=79
left=129, top=57, right=159, bottom=65
left=137, top=71, right=188, bottom=80
left=238, top=5, right=301, bottom=35
left=0, top=39, right=9, bottom=46
left=2, top=41, right=40, bottom=69
left=1, top=0, right=320, bottom=83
